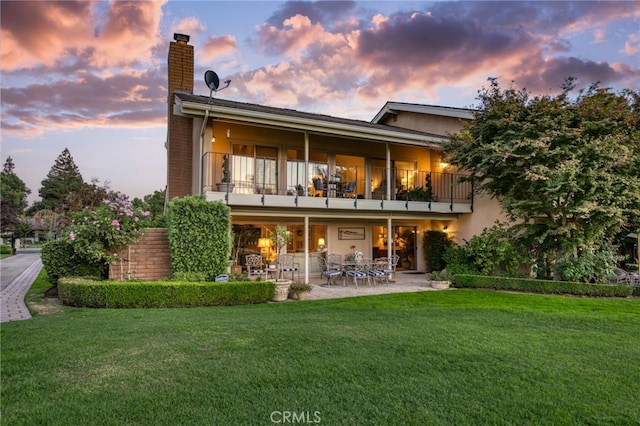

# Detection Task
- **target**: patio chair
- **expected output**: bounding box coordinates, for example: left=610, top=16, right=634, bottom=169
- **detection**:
left=382, top=254, right=400, bottom=282
left=342, top=181, right=356, bottom=198
left=318, top=256, right=342, bottom=285
left=214, top=274, right=229, bottom=282
left=245, top=254, right=268, bottom=280
left=278, top=253, right=300, bottom=281
left=344, top=259, right=370, bottom=288
left=371, top=258, right=390, bottom=285
left=606, top=267, right=629, bottom=284
left=312, top=178, right=327, bottom=197
left=327, top=253, right=342, bottom=270
left=366, top=258, right=386, bottom=286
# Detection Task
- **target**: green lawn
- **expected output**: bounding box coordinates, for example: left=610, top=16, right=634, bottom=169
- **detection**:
left=2, top=286, right=639, bottom=425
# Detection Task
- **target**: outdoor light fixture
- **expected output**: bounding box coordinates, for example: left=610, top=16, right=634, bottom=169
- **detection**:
left=443, top=225, right=449, bottom=233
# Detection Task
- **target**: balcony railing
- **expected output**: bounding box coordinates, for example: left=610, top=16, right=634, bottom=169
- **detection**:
left=202, top=152, right=472, bottom=206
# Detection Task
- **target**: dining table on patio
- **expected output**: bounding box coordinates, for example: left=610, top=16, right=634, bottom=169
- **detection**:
left=326, top=180, right=345, bottom=198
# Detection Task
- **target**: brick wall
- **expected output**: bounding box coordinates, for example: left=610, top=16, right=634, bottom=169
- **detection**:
left=109, top=228, right=171, bottom=281
left=167, top=38, right=195, bottom=200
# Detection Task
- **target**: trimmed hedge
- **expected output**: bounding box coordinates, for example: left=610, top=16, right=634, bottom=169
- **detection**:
left=58, top=278, right=275, bottom=308
left=454, top=274, right=638, bottom=297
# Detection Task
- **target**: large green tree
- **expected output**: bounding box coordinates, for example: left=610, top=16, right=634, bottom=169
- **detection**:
left=1, top=156, right=31, bottom=232
left=446, top=78, right=640, bottom=279
left=39, top=148, right=84, bottom=214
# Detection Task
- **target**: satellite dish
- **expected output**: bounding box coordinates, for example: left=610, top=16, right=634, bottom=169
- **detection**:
left=204, top=70, right=220, bottom=91
left=204, top=70, right=231, bottom=103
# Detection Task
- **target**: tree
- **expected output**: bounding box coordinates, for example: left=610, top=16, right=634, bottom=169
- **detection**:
left=132, top=188, right=166, bottom=227
left=446, top=78, right=640, bottom=280
left=0, top=156, right=31, bottom=232
left=39, top=148, right=84, bottom=214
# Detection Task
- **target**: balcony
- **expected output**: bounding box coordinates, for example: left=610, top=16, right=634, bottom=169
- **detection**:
left=202, top=152, right=473, bottom=214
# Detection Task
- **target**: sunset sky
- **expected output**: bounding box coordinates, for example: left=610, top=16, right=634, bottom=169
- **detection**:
left=1, top=1, right=638, bottom=205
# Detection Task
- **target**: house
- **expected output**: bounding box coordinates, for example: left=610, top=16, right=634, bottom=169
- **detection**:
left=166, top=34, right=504, bottom=282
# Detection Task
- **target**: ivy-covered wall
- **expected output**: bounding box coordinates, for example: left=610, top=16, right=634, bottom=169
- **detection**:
left=167, top=196, right=232, bottom=280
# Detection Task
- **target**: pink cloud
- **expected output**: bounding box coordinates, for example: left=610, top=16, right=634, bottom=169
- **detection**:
left=200, top=35, right=238, bottom=62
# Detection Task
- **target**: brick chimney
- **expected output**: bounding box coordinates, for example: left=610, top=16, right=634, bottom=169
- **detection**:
left=166, top=33, right=195, bottom=201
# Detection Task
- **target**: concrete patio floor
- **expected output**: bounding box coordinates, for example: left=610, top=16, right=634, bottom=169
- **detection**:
left=296, top=271, right=442, bottom=300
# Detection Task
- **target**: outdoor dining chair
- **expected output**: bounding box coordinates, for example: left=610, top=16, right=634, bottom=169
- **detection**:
left=312, top=178, right=327, bottom=197
left=344, top=259, right=370, bottom=288
left=278, top=253, right=300, bottom=281
left=318, top=256, right=342, bottom=286
left=342, top=181, right=356, bottom=198
left=245, top=254, right=268, bottom=280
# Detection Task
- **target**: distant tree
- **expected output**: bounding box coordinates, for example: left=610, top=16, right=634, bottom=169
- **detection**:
left=39, top=148, right=84, bottom=214
left=446, top=78, right=640, bottom=280
left=133, top=188, right=166, bottom=227
left=0, top=156, right=31, bottom=232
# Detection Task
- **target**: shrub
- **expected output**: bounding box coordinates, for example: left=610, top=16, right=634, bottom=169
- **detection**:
left=454, top=274, right=634, bottom=297
left=67, top=198, right=152, bottom=266
left=289, top=283, right=313, bottom=293
left=167, top=196, right=232, bottom=281
left=41, top=239, right=102, bottom=284
left=442, top=245, right=479, bottom=275
left=422, top=230, right=453, bottom=272
left=58, top=278, right=275, bottom=308
left=0, top=244, right=13, bottom=254
left=171, top=271, right=208, bottom=282
left=428, top=270, right=454, bottom=282
left=556, top=246, right=624, bottom=283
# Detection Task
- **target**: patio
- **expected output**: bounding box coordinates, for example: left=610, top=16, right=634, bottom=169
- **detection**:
left=297, top=271, right=439, bottom=300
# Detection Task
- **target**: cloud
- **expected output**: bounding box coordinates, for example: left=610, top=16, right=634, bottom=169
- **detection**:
left=266, top=0, right=357, bottom=28
left=238, top=0, right=639, bottom=114
left=200, top=35, right=238, bottom=62
left=1, top=68, right=166, bottom=137
left=623, top=33, right=640, bottom=56
left=1, top=1, right=167, bottom=137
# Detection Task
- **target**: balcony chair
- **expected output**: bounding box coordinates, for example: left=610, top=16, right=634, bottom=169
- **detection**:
left=245, top=254, right=268, bottom=280
left=342, top=181, right=356, bottom=198
left=318, top=256, right=342, bottom=286
left=278, top=254, right=300, bottom=281
left=312, top=178, right=327, bottom=197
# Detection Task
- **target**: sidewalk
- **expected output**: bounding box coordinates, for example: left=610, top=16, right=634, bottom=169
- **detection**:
left=0, top=250, right=43, bottom=323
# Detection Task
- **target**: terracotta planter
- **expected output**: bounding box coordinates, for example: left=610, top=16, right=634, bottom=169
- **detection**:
left=272, top=280, right=292, bottom=302
left=430, top=280, right=451, bottom=289
left=295, top=291, right=309, bottom=301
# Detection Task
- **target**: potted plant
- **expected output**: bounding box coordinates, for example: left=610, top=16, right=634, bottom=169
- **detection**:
left=428, top=270, right=453, bottom=289
left=216, top=154, right=235, bottom=192
left=288, top=283, right=313, bottom=300
left=269, top=225, right=292, bottom=301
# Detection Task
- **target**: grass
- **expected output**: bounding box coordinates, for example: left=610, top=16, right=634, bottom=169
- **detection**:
left=2, top=285, right=639, bottom=425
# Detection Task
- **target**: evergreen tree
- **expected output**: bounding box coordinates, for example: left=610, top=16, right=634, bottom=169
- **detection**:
left=446, top=78, right=640, bottom=280
left=39, top=148, right=84, bottom=214
left=1, top=156, right=31, bottom=232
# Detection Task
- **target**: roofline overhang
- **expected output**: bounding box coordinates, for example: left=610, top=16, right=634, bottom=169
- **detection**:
left=175, top=97, right=448, bottom=147
left=372, top=102, right=475, bottom=124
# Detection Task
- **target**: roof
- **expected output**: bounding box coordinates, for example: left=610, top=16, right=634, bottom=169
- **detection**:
left=371, top=101, right=476, bottom=124
left=174, top=92, right=449, bottom=146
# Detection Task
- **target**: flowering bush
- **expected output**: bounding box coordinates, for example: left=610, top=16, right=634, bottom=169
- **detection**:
left=66, top=198, right=151, bottom=266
